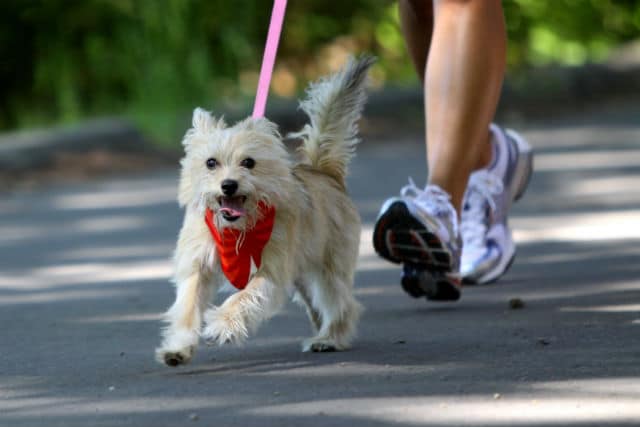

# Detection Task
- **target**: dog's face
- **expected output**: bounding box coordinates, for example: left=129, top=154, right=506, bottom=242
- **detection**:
left=179, top=108, right=292, bottom=230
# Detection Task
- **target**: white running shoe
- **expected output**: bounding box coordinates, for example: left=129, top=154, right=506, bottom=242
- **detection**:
left=373, top=181, right=462, bottom=301
left=460, top=124, right=533, bottom=285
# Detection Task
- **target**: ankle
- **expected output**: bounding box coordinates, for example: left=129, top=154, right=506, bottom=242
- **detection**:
left=426, top=177, right=464, bottom=216
left=474, top=130, right=494, bottom=171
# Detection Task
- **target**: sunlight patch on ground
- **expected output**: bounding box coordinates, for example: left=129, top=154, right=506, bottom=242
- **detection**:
left=73, top=215, right=148, bottom=233
left=524, top=126, right=640, bottom=150
left=50, top=185, right=177, bottom=211
left=50, top=244, right=173, bottom=262
left=498, top=279, right=640, bottom=302
left=530, top=378, right=640, bottom=396
left=68, top=312, right=164, bottom=323
left=560, top=304, right=640, bottom=313
left=248, top=391, right=640, bottom=425
left=0, top=215, right=150, bottom=246
left=0, top=259, right=171, bottom=290
left=1, top=396, right=229, bottom=418
left=564, top=174, right=640, bottom=197
left=535, top=149, right=640, bottom=172
left=0, top=224, right=41, bottom=242
left=513, top=210, right=640, bottom=243
left=354, top=285, right=397, bottom=296
left=0, top=288, right=135, bottom=305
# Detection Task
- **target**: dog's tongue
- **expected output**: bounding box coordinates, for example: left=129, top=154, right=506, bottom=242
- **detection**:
left=219, top=196, right=246, bottom=217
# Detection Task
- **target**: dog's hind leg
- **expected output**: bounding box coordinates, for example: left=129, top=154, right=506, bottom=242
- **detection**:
left=302, top=271, right=362, bottom=352
left=293, top=278, right=322, bottom=332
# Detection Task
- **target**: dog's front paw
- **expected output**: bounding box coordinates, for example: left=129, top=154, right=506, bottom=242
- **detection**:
left=155, top=345, right=195, bottom=367
left=201, top=307, right=248, bottom=346
left=302, top=337, right=343, bottom=353
left=155, top=328, right=198, bottom=367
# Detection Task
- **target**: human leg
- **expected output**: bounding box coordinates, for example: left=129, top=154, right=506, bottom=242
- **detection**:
left=426, top=0, right=505, bottom=212
left=373, top=0, right=511, bottom=300
left=399, top=0, right=501, bottom=208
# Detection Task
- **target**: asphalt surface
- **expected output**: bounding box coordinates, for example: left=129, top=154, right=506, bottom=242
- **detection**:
left=2, top=106, right=640, bottom=426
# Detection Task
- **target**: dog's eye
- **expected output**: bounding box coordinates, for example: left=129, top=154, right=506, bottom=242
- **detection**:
left=206, top=158, right=217, bottom=170
left=240, top=157, right=256, bottom=169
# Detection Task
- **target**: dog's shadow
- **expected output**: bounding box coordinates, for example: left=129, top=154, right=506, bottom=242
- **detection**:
left=173, top=357, right=309, bottom=376
left=162, top=338, right=407, bottom=377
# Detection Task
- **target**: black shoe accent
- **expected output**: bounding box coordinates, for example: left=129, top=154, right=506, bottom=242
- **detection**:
left=403, top=263, right=461, bottom=302
left=462, top=276, right=477, bottom=286
left=401, top=264, right=426, bottom=298
left=429, top=274, right=462, bottom=301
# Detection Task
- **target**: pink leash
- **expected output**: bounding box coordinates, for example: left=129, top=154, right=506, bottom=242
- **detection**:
left=252, top=0, right=288, bottom=118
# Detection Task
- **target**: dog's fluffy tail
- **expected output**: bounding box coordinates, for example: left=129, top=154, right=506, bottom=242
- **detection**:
left=292, top=55, right=375, bottom=184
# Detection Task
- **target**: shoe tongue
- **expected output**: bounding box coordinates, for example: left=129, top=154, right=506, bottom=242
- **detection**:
left=220, top=196, right=246, bottom=216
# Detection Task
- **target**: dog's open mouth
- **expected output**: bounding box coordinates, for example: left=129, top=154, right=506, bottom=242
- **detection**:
left=218, top=196, right=247, bottom=222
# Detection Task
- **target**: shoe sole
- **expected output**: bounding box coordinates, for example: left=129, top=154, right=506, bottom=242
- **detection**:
left=373, top=201, right=461, bottom=301
left=463, top=129, right=533, bottom=286
left=462, top=251, right=516, bottom=286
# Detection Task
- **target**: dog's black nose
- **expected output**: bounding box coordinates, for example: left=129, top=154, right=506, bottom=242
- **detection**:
left=221, top=179, right=239, bottom=196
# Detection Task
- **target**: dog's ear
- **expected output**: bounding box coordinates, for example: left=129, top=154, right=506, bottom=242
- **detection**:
left=192, top=107, right=213, bottom=132
left=182, top=108, right=226, bottom=150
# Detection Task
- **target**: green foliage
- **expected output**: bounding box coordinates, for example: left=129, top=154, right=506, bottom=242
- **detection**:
left=503, top=0, right=640, bottom=67
left=2, top=0, right=640, bottom=144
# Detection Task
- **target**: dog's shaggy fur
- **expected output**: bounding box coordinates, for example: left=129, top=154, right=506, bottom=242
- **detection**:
left=156, top=56, right=374, bottom=366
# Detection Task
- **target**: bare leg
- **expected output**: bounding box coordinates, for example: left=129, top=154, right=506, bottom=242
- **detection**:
left=399, top=0, right=505, bottom=213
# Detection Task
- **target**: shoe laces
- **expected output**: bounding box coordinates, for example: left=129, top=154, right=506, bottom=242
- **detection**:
left=401, top=178, right=458, bottom=237
left=460, top=170, right=504, bottom=249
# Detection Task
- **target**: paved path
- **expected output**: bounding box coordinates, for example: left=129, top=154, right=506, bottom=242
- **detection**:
left=2, top=107, right=640, bottom=426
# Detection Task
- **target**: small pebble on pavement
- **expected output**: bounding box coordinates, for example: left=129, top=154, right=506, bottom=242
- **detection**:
left=509, top=298, right=525, bottom=309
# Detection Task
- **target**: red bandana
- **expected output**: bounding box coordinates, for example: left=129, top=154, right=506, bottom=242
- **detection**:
left=204, top=203, right=276, bottom=290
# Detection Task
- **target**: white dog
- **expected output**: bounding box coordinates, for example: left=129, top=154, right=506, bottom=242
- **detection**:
left=156, top=56, right=374, bottom=366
